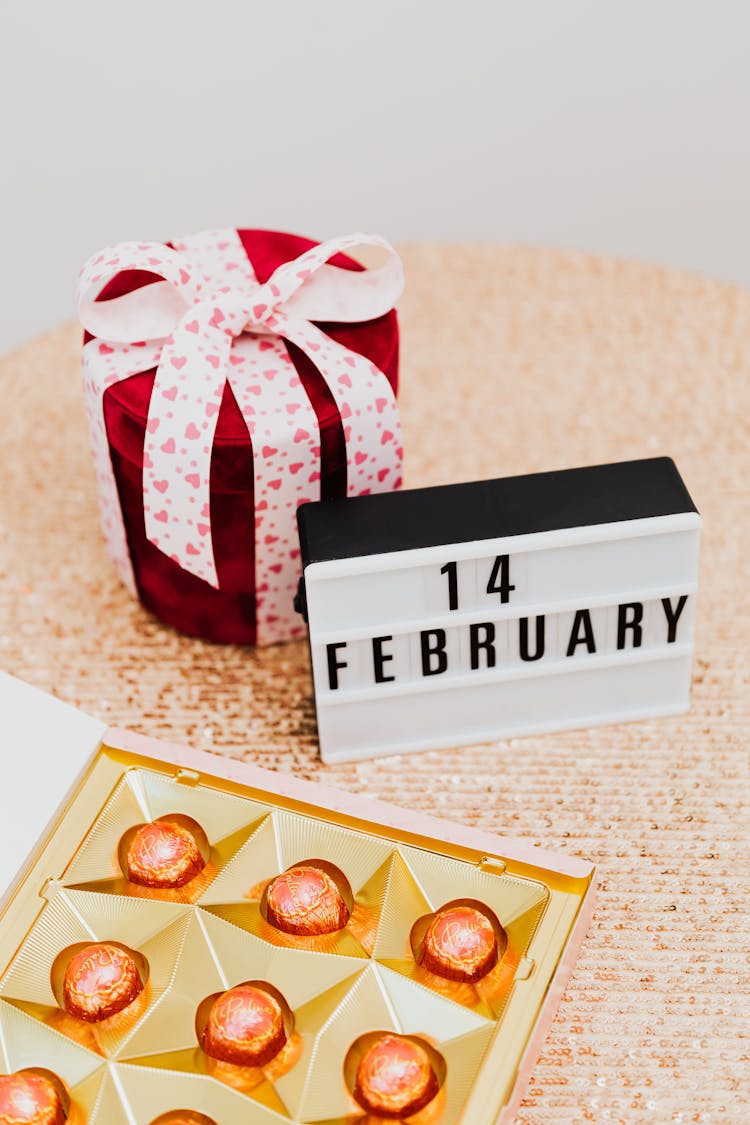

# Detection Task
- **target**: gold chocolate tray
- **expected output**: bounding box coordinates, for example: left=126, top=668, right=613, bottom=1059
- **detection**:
left=0, top=734, right=595, bottom=1125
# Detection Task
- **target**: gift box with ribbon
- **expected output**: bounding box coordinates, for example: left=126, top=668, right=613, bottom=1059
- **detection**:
left=77, top=229, right=402, bottom=645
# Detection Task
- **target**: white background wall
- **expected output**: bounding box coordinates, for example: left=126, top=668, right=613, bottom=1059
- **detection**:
left=1, top=1, right=747, bottom=355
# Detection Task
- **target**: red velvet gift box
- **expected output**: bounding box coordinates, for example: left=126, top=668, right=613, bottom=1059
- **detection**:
left=78, top=229, right=402, bottom=645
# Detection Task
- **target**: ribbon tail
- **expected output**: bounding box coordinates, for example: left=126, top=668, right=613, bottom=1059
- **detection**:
left=225, top=333, right=321, bottom=645
left=143, top=324, right=232, bottom=588
left=81, top=338, right=162, bottom=597
left=281, top=317, right=403, bottom=499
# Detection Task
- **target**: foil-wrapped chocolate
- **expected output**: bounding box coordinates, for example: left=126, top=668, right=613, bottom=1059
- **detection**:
left=201, top=983, right=287, bottom=1067
left=125, top=818, right=206, bottom=889
left=353, top=1034, right=439, bottom=1118
left=148, top=1115, right=217, bottom=1125
left=0, top=1071, right=66, bottom=1125
left=62, top=942, right=144, bottom=1022
left=417, top=903, right=501, bottom=983
left=264, top=862, right=351, bottom=936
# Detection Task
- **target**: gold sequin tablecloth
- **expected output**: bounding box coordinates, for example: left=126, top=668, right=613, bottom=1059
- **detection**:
left=0, top=246, right=747, bottom=1121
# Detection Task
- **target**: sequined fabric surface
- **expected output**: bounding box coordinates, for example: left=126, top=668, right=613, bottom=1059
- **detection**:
left=0, top=246, right=746, bottom=1122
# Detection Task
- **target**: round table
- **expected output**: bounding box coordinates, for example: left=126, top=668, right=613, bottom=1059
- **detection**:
left=0, top=246, right=746, bottom=1121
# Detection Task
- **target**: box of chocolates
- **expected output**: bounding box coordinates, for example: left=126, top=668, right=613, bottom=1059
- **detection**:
left=0, top=675, right=595, bottom=1123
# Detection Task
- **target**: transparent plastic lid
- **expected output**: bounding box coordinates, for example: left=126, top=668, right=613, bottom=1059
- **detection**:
left=0, top=672, right=106, bottom=908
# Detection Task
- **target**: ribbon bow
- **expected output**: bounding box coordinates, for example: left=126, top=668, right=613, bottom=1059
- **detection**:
left=78, top=229, right=403, bottom=643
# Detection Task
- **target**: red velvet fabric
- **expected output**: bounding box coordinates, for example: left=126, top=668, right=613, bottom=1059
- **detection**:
left=90, top=230, right=399, bottom=644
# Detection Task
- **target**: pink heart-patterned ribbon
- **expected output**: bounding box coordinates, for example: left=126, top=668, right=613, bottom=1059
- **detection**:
left=78, top=229, right=403, bottom=644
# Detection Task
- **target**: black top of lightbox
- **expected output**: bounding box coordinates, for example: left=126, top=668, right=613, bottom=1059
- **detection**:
left=296, top=457, right=697, bottom=568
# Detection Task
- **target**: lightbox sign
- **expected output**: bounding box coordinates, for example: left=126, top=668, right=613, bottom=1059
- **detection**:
left=296, top=459, right=701, bottom=763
